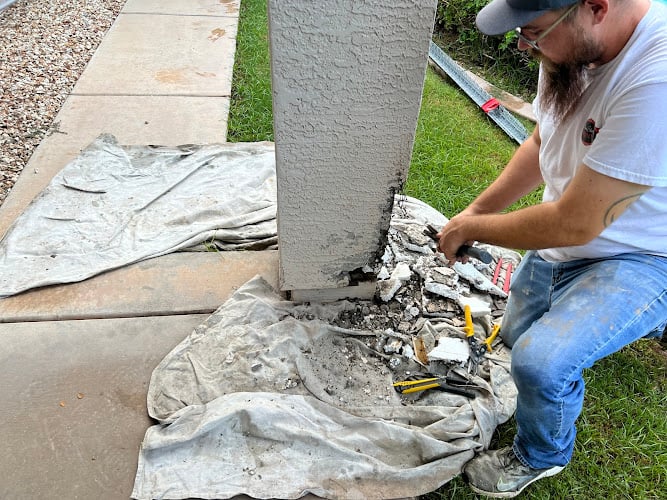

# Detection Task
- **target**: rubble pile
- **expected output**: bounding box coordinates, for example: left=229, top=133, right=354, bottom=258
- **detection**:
left=325, top=211, right=522, bottom=388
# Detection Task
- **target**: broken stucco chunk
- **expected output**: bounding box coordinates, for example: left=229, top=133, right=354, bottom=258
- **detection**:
left=381, top=245, right=393, bottom=264
left=457, top=294, right=492, bottom=318
left=428, top=337, right=470, bottom=364
left=431, top=266, right=458, bottom=285
left=412, top=255, right=439, bottom=279
left=389, top=236, right=414, bottom=263
left=378, top=262, right=412, bottom=302
left=378, top=279, right=402, bottom=302
left=392, top=262, right=412, bottom=282
left=454, top=261, right=507, bottom=298
left=424, top=278, right=459, bottom=300
left=392, top=223, right=433, bottom=255
left=392, top=222, right=433, bottom=246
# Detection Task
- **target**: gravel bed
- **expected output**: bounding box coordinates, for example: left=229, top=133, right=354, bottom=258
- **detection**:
left=0, top=0, right=126, bottom=207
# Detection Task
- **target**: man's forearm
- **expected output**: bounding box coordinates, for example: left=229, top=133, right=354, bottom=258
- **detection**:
left=439, top=162, right=650, bottom=263
left=449, top=203, right=587, bottom=252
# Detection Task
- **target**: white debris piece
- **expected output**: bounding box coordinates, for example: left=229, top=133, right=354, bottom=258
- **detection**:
left=454, top=261, right=507, bottom=297
left=391, top=224, right=433, bottom=255
left=381, top=245, right=393, bottom=265
left=428, top=337, right=470, bottom=364
left=394, top=222, right=433, bottom=246
left=378, top=278, right=402, bottom=302
left=424, top=278, right=460, bottom=300
left=431, top=266, right=458, bottom=286
left=412, top=255, right=439, bottom=279
left=457, top=294, right=492, bottom=317
left=403, top=241, right=432, bottom=254
left=402, top=344, right=415, bottom=360
left=383, top=338, right=403, bottom=354
left=377, top=266, right=391, bottom=280
left=389, top=238, right=414, bottom=263
left=392, top=262, right=412, bottom=282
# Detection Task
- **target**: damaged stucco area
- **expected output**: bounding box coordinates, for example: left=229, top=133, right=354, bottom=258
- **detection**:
left=132, top=196, right=522, bottom=500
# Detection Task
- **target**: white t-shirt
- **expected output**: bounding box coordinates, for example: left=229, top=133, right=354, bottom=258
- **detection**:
left=536, top=0, right=667, bottom=262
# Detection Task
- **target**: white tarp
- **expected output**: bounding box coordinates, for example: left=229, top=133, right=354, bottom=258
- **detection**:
left=131, top=276, right=517, bottom=500
left=0, top=135, right=277, bottom=298
left=0, top=135, right=519, bottom=498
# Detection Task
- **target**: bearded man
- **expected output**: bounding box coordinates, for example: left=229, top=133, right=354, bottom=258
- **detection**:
left=435, top=0, right=667, bottom=497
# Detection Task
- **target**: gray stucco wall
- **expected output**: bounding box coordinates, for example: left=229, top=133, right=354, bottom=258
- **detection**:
left=269, top=0, right=437, bottom=292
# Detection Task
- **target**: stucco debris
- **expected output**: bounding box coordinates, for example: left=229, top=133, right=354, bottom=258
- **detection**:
left=329, top=198, right=521, bottom=380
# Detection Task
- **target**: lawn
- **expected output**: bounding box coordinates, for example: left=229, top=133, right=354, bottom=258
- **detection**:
left=227, top=1, right=667, bottom=498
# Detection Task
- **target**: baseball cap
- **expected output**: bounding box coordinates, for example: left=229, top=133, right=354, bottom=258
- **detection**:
left=476, top=0, right=579, bottom=36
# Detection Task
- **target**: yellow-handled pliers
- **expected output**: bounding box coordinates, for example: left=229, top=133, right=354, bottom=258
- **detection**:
left=393, top=375, right=477, bottom=398
left=484, top=324, right=501, bottom=352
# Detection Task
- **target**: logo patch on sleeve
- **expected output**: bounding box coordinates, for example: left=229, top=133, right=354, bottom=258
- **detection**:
left=581, top=118, right=600, bottom=145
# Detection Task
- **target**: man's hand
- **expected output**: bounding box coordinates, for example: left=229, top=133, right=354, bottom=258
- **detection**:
left=436, top=216, right=475, bottom=265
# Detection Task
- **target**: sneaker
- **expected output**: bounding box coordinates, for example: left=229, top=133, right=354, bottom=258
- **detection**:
left=463, top=447, right=564, bottom=498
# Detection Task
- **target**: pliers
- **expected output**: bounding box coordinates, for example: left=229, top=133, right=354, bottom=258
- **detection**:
left=393, top=372, right=477, bottom=398
left=483, top=324, right=501, bottom=352
left=464, top=305, right=501, bottom=374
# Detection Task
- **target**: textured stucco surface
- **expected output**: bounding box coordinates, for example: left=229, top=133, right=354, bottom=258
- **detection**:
left=269, top=0, right=437, bottom=292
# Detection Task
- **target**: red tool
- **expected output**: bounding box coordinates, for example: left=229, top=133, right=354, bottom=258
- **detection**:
left=492, top=257, right=503, bottom=285
left=503, top=262, right=513, bottom=294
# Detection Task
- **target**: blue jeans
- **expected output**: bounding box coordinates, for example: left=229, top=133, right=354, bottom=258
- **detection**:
left=501, top=251, right=667, bottom=469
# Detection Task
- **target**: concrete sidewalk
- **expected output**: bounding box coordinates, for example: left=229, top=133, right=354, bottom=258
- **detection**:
left=0, top=1, right=279, bottom=497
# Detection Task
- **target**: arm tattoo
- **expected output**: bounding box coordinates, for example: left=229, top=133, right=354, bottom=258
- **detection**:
left=603, top=193, right=643, bottom=227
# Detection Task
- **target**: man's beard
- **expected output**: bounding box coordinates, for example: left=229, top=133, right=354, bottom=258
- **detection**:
left=531, top=34, right=603, bottom=124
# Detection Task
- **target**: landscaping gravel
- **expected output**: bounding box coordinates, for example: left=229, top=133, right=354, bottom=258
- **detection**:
left=0, top=0, right=125, bottom=207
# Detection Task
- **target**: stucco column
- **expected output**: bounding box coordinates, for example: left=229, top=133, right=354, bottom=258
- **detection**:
left=268, top=0, right=436, bottom=301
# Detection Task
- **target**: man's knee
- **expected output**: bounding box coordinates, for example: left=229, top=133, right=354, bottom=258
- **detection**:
left=510, top=336, right=565, bottom=393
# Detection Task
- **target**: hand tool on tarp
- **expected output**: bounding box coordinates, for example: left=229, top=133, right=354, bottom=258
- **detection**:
left=492, top=257, right=513, bottom=293
left=463, top=304, right=487, bottom=375
left=483, top=323, right=501, bottom=352
left=424, top=224, right=493, bottom=264
left=393, top=371, right=477, bottom=398
left=464, top=305, right=503, bottom=373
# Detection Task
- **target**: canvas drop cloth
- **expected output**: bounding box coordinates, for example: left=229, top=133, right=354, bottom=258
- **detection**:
left=0, top=134, right=519, bottom=498
left=132, top=274, right=517, bottom=499
left=0, top=134, right=277, bottom=298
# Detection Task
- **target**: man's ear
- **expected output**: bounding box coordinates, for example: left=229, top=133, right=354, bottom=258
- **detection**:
left=583, top=0, right=609, bottom=25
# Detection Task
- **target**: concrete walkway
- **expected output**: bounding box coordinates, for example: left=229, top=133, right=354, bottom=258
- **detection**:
left=0, top=1, right=279, bottom=498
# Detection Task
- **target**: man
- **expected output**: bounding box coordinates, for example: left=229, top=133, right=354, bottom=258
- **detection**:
left=436, top=0, right=667, bottom=497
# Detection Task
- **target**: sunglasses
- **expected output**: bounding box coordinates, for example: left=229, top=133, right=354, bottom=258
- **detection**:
left=515, top=2, right=579, bottom=51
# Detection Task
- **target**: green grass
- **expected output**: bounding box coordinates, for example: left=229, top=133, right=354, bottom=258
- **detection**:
left=227, top=0, right=273, bottom=142
left=405, top=68, right=541, bottom=218
left=228, top=2, right=667, bottom=498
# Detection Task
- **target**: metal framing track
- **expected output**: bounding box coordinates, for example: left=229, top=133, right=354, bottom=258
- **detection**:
left=428, top=41, right=529, bottom=144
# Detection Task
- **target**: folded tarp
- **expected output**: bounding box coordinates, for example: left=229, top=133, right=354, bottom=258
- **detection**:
left=0, top=134, right=277, bottom=298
